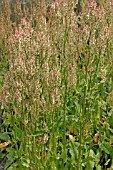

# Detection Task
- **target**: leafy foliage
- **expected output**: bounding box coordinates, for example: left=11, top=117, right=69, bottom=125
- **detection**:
left=0, top=0, right=113, bottom=169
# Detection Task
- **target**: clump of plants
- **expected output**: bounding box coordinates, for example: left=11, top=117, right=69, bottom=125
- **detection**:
left=0, top=0, right=113, bottom=169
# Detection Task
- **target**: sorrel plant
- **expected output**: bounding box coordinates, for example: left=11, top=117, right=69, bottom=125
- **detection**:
left=0, top=0, right=113, bottom=169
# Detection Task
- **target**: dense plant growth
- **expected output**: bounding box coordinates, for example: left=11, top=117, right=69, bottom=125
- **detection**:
left=0, top=0, right=113, bottom=169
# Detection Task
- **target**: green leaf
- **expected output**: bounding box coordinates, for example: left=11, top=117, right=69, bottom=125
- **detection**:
left=0, top=133, right=10, bottom=141
left=100, top=142, right=113, bottom=158
left=96, top=165, right=101, bottom=170
left=6, top=148, right=16, bottom=157
left=68, top=142, right=79, bottom=161
left=86, top=160, right=95, bottom=170
left=5, top=157, right=16, bottom=170
left=7, top=166, right=13, bottom=170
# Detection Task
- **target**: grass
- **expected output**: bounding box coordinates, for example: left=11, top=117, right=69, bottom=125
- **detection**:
left=0, top=0, right=113, bottom=169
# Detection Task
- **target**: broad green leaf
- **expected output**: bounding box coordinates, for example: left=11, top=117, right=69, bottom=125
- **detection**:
left=0, top=133, right=10, bottom=141
left=5, top=157, right=16, bottom=169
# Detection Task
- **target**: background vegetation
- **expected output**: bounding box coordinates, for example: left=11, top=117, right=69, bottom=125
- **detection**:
left=0, top=0, right=113, bottom=169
